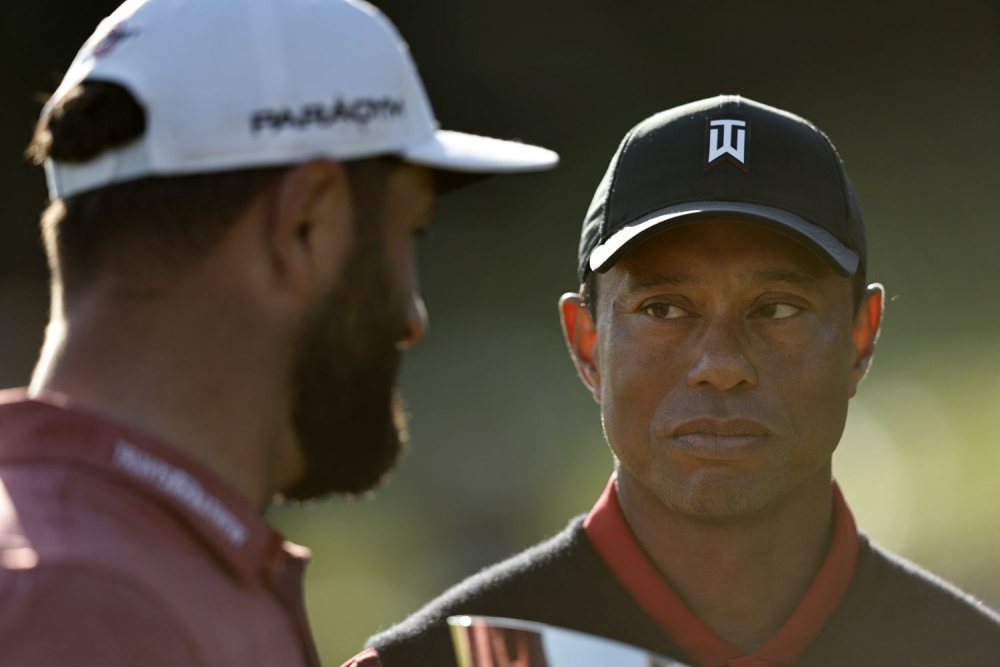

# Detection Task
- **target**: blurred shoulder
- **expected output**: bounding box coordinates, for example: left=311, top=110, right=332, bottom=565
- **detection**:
left=0, top=563, right=204, bottom=666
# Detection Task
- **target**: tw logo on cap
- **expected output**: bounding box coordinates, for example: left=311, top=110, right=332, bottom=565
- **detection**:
left=705, top=119, right=749, bottom=173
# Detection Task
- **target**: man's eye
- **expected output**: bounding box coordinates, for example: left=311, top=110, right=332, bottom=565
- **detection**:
left=756, top=302, right=801, bottom=319
left=643, top=303, right=687, bottom=319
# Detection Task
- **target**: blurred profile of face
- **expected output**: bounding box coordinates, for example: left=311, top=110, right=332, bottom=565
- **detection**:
left=282, top=164, right=434, bottom=501
left=591, top=220, right=869, bottom=521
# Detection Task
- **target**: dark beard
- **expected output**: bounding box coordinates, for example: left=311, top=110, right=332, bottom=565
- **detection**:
left=280, top=220, right=408, bottom=502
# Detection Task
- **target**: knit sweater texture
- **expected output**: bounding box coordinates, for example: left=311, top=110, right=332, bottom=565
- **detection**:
left=370, top=517, right=1000, bottom=667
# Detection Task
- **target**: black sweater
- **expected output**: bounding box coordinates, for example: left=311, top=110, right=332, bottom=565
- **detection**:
left=370, top=517, right=1000, bottom=667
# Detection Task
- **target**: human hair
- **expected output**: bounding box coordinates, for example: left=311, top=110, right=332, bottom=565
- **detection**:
left=26, top=80, right=397, bottom=307
left=579, top=264, right=868, bottom=320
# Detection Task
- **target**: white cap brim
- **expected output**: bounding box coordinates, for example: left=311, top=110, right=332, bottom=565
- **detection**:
left=402, top=129, right=559, bottom=174
left=588, top=201, right=860, bottom=277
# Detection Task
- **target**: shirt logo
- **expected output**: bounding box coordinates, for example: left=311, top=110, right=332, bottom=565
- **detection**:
left=112, top=440, right=248, bottom=547
left=705, top=119, right=749, bottom=173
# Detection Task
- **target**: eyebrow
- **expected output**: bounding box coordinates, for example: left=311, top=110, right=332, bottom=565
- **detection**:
left=619, top=267, right=824, bottom=299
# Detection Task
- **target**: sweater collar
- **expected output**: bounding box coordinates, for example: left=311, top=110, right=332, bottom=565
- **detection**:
left=583, top=473, right=859, bottom=667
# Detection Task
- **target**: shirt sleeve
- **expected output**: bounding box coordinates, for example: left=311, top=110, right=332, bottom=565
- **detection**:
left=0, top=565, right=205, bottom=667
left=340, top=646, right=383, bottom=667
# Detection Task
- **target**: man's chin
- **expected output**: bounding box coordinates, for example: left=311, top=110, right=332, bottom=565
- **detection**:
left=280, top=400, right=410, bottom=502
left=655, top=468, right=785, bottom=523
left=278, top=445, right=405, bottom=503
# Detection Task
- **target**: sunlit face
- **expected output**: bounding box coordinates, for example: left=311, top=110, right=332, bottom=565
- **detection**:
left=283, top=164, right=435, bottom=501
left=594, top=221, right=862, bottom=521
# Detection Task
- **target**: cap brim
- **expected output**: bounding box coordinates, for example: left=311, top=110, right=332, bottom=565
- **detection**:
left=589, top=201, right=860, bottom=277
left=402, top=129, right=559, bottom=174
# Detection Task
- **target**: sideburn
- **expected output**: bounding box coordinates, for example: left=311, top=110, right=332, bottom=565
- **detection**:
left=281, top=186, right=410, bottom=501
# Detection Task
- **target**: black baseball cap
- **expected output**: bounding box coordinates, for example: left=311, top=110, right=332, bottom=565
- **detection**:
left=578, top=95, right=866, bottom=281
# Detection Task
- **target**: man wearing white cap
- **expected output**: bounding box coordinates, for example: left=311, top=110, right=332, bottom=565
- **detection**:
left=0, top=0, right=557, bottom=665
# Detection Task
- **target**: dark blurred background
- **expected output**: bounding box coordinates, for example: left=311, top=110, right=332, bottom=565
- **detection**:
left=2, top=0, right=999, bottom=663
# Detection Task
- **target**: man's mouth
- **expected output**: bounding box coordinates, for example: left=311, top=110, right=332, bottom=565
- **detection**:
left=669, top=418, right=772, bottom=460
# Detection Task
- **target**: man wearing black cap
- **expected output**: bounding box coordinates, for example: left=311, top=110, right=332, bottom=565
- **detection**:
left=357, top=96, right=1000, bottom=667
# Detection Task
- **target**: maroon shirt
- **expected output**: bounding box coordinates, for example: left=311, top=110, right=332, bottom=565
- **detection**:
left=0, top=390, right=322, bottom=666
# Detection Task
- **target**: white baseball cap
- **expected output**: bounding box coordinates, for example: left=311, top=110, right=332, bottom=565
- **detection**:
left=42, top=0, right=560, bottom=200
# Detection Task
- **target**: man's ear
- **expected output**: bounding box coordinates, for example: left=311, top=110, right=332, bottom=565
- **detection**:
left=848, top=283, right=885, bottom=397
left=268, top=159, right=353, bottom=299
left=559, top=293, right=602, bottom=402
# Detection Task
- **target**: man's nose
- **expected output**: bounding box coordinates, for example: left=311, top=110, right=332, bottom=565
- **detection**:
left=686, top=320, right=758, bottom=391
left=398, top=292, right=428, bottom=349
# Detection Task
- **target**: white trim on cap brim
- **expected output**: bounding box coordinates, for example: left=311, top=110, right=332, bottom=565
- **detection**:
left=589, top=201, right=860, bottom=277
left=402, top=129, right=559, bottom=174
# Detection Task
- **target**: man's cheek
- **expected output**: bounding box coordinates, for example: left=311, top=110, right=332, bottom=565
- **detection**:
left=605, top=344, right=659, bottom=403
left=769, top=351, right=850, bottom=458
left=602, top=352, right=664, bottom=452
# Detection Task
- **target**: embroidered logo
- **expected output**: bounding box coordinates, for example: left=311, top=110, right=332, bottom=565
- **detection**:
left=250, top=98, right=406, bottom=134
left=112, top=440, right=248, bottom=546
left=705, top=119, right=749, bottom=173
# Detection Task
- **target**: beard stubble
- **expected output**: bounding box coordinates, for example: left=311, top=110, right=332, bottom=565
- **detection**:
left=281, top=209, right=409, bottom=502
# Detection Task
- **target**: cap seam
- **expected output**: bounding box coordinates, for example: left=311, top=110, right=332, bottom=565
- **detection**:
left=580, top=126, right=641, bottom=279
left=814, top=125, right=852, bottom=245
left=602, top=125, right=643, bottom=248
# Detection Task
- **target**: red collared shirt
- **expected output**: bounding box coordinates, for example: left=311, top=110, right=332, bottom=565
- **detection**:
left=0, top=390, right=322, bottom=667
left=584, top=473, right=860, bottom=667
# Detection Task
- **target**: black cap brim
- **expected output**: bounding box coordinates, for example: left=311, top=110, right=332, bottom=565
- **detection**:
left=588, top=201, right=860, bottom=277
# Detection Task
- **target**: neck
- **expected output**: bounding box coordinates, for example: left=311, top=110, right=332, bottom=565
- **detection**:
left=616, top=465, right=834, bottom=652
left=30, top=289, right=302, bottom=509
